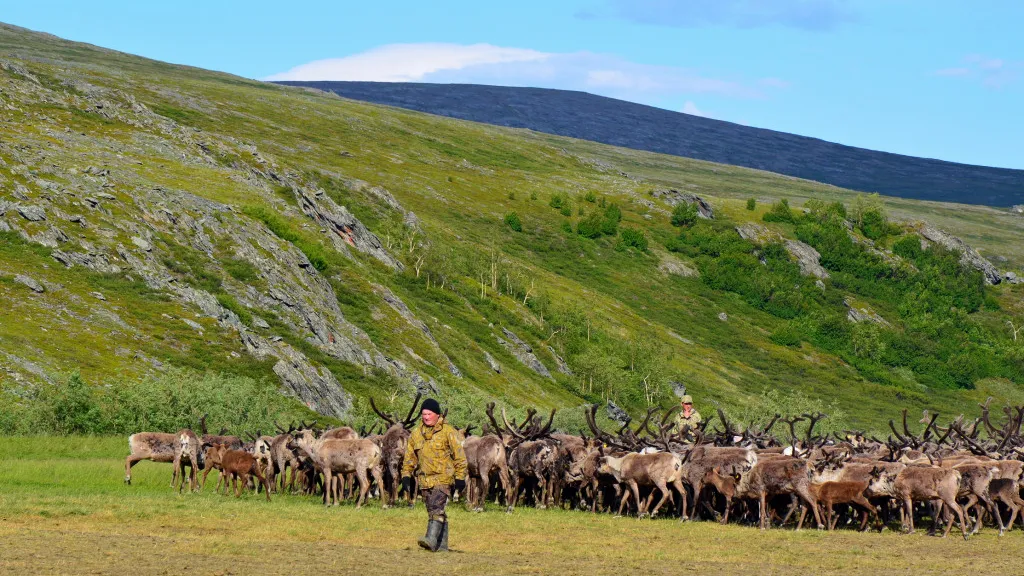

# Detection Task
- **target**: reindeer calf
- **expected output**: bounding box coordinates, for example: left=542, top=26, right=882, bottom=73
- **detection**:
left=207, top=444, right=272, bottom=502
left=809, top=480, right=879, bottom=531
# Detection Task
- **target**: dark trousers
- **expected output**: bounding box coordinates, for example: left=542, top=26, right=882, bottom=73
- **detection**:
left=421, top=485, right=450, bottom=521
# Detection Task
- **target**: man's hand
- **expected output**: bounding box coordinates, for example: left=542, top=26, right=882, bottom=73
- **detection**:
left=454, top=478, right=466, bottom=493
left=401, top=476, right=413, bottom=495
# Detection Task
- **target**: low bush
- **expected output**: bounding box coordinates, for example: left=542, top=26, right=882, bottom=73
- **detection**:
left=504, top=211, right=523, bottom=232
left=0, top=369, right=316, bottom=435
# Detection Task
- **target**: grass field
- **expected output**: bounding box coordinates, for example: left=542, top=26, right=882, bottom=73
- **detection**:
left=0, top=437, right=1020, bottom=575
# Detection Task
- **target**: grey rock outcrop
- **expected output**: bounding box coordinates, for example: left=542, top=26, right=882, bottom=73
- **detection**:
left=241, top=331, right=353, bottom=418
left=495, top=327, right=552, bottom=379
left=658, top=253, right=699, bottom=278
left=671, top=381, right=687, bottom=400
left=650, top=189, right=713, bottom=218
left=736, top=222, right=777, bottom=244
left=1011, top=205, right=1024, bottom=214
left=606, top=401, right=631, bottom=425
left=17, top=205, right=46, bottom=221
left=484, top=351, right=501, bottom=373
left=844, top=298, right=891, bottom=327
left=14, top=274, right=45, bottom=293
left=547, top=345, right=573, bottom=375
left=784, top=240, right=829, bottom=279
left=295, top=189, right=403, bottom=271
left=917, top=224, right=1002, bottom=284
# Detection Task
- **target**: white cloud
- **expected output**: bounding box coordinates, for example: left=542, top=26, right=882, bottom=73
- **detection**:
left=681, top=100, right=709, bottom=117
left=265, top=43, right=548, bottom=82
left=266, top=44, right=786, bottom=105
left=935, top=54, right=1021, bottom=88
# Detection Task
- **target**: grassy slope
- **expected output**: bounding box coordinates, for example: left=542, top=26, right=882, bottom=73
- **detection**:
left=0, top=438, right=1020, bottom=575
left=1, top=22, right=1023, bottom=433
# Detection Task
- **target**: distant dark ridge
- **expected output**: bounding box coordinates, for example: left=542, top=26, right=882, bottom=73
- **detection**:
left=276, top=81, right=1024, bottom=207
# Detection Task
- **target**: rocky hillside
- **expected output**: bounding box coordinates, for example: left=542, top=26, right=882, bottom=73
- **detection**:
left=279, top=81, right=1024, bottom=208
left=2, top=23, right=1024, bottom=432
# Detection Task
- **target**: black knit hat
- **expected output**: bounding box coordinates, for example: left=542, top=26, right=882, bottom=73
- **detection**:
left=421, top=398, right=441, bottom=414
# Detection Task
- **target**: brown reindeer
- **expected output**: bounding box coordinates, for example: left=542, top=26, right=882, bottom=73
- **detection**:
left=950, top=462, right=1001, bottom=535
left=502, top=407, right=560, bottom=510
left=369, top=394, right=421, bottom=507
left=206, top=444, right=272, bottom=501
left=464, top=433, right=513, bottom=511
left=124, top=432, right=177, bottom=485
left=172, top=429, right=201, bottom=493
left=293, top=431, right=384, bottom=508
left=740, top=456, right=824, bottom=530
left=869, top=465, right=969, bottom=539
left=598, top=450, right=686, bottom=518
left=808, top=480, right=880, bottom=531
left=682, top=444, right=757, bottom=520
left=989, top=478, right=1024, bottom=533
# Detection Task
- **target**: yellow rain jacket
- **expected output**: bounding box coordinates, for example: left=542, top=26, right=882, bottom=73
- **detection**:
left=401, top=418, right=468, bottom=489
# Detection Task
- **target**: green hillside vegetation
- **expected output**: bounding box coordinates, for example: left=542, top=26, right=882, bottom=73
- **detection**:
left=1, top=22, right=1023, bottom=435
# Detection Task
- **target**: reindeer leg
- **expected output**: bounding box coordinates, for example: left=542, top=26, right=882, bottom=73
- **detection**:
left=355, top=469, right=369, bottom=508
left=980, top=493, right=1003, bottom=536
left=650, top=481, right=671, bottom=518
left=759, top=493, right=769, bottom=530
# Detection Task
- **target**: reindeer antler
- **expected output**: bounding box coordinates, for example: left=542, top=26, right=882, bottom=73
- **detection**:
left=369, top=397, right=397, bottom=427
left=402, top=393, right=423, bottom=428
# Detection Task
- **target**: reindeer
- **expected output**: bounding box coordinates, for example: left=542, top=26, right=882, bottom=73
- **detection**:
left=598, top=449, right=686, bottom=518
left=738, top=456, right=824, bottom=530
left=269, top=422, right=302, bottom=493
left=502, top=407, right=560, bottom=510
left=292, top=430, right=385, bottom=508
left=461, top=403, right=514, bottom=512
left=172, top=429, right=201, bottom=493
left=369, top=393, right=421, bottom=507
left=205, top=443, right=272, bottom=501
left=198, top=414, right=243, bottom=449
left=124, top=432, right=178, bottom=485
left=869, top=464, right=969, bottom=539
left=808, top=480, right=880, bottom=531
left=989, top=478, right=1024, bottom=533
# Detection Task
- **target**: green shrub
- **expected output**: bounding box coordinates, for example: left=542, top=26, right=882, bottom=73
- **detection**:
left=671, top=202, right=699, bottom=227
left=618, top=228, right=648, bottom=251
left=769, top=325, right=803, bottom=347
left=560, top=205, right=572, bottom=217
left=504, top=211, right=523, bottom=232
left=746, top=198, right=756, bottom=211
left=224, top=258, right=259, bottom=282
left=0, top=369, right=319, bottom=435
left=762, top=199, right=795, bottom=223
left=860, top=209, right=889, bottom=240
left=530, top=191, right=538, bottom=200
left=49, top=374, right=103, bottom=435
left=507, top=191, right=516, bottom=200
left=216, top=292, right=253, bottom=325
left=584, top=191, right=597, bottom=203
left=549, top=194, right=565, bottom=209
left=601, top=204, right=622, bottom=236
left=561, top=221, right=573, bottom=234
left=576, top=212, right=603, bottom=238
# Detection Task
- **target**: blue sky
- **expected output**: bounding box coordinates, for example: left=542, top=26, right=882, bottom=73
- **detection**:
left=6, top=1, right=1023, bottom=169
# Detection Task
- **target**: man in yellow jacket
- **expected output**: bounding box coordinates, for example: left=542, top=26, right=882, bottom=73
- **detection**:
left=401, top=397, right=468, bottom=552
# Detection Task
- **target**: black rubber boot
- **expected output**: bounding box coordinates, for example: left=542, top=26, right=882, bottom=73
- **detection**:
left=436, top=520, right=449, bottom=552
left=418, top=519, right=443, bottom=551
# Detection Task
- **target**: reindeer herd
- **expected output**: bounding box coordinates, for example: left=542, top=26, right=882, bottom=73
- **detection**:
left=124, top=395, right=1024, bottom=540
